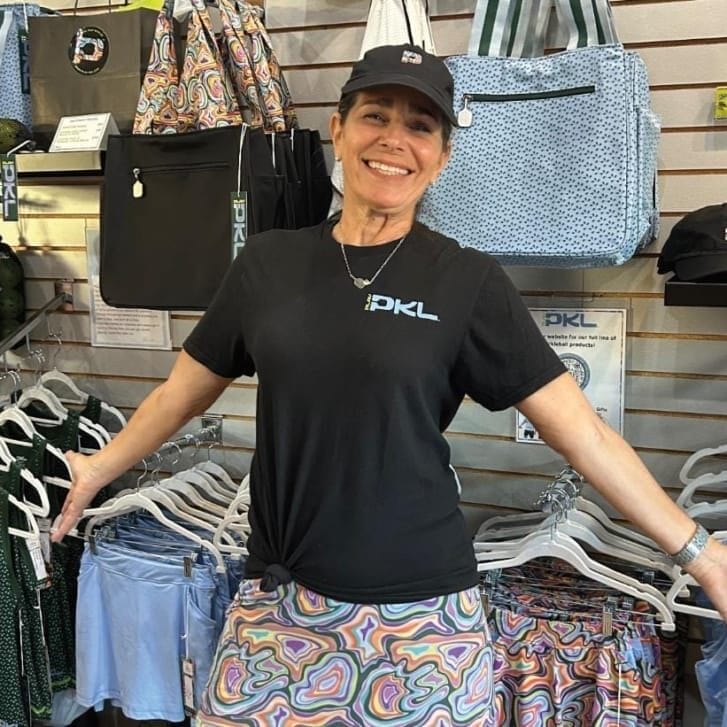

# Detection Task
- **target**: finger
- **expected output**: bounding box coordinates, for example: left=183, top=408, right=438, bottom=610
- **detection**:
left=51, top=503, right=81, bottom=543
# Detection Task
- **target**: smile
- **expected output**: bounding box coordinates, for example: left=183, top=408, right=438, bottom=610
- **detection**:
left=365, top=160, right=411, bottom=176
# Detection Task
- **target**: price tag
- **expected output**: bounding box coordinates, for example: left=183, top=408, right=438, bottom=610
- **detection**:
left=38, top=517, right=52, bottom=564
left=181, top=657, right=196, bottom=715
left=27, top=536, right=48, bottom=582
left=1, top=154, right=18, bottom=222
left=230, top=192, right=247, bottom=260
left=18, top=29, right=30, bottom=95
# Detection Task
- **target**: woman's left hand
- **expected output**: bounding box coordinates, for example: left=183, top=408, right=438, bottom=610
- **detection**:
left=688, top=538, right=727, bottom=622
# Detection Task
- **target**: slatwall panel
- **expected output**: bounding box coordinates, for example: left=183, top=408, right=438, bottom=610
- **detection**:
left=1, top=1, right=724, bottom=717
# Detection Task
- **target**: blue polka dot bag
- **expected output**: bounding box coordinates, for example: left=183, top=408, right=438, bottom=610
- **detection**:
left=418, top=0, right=660, bottom=268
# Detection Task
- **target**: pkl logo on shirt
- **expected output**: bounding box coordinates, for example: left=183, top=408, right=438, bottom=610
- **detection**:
left=365, top=293, right=439, bottom=322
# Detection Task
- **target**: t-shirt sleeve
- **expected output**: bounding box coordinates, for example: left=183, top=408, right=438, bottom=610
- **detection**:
left=454, top=262, right=566, bottom=411
left=182, top=249, right=255, bottom=379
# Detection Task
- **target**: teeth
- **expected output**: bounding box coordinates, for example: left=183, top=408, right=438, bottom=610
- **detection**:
left=367, top=160, right=409, bottom=176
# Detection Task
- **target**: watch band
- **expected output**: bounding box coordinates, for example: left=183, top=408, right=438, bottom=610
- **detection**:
left=671, top=523, right=710, bottom=567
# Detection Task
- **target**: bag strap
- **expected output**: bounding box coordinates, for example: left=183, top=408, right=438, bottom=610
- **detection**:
left=401, top=0, right=414, bottom=45
left=469, top=0, right=554, bottom=58
left=469, top=0, right=618, bottom=57
left=0, top=10, right=13, bottom=62
left=552, top=0, right=618, bottom=50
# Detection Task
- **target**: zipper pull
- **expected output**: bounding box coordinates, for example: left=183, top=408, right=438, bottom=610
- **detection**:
left=458, top=95, right=473, bottom=128
left=132, top=168, right=144, bottom=199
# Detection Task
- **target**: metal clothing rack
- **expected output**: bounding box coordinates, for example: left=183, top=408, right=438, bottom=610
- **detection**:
left=145, top=416, right=224, bottom=472
left=0, top=291, right=73, bottom=362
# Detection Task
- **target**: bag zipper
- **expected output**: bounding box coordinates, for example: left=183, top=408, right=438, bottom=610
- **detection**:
left=131, top=162, right=227, bottom=199
left=458, top=86, right=596, bottom=126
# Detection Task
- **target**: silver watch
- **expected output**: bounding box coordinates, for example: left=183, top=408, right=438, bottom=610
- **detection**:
left=671, top=523, right=710, bottom=567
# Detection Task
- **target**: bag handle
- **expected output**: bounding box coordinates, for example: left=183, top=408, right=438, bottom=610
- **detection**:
left=400, top=0, right=414, bottom=45
left=0, top=10, right=13, bottom=61
left=469, top=0, right=618, bottom=58
left=469, top=0, right=554, bottom=58
left=552, top=0, right=618, bottom=50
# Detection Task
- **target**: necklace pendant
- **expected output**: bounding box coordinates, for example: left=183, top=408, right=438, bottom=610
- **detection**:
left=353, top=277, right=370, bottom=289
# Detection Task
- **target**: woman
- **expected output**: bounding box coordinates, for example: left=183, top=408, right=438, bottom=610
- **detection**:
left=53, top=45, right=727, bottom=725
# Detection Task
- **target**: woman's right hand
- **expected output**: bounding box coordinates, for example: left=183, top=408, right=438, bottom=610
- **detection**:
left=50, top=451, right=105, bottom=543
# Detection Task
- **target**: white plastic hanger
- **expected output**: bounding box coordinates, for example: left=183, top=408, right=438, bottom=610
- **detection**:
left=680, top=444, right=727, bottom=486
left=476, top=528, right=676, bottom=631
left=193, top=459, right=239, bottom=494
left=0, top=407, right=73, bottom=489
left=16, top=387, right=108, bottom=451
left=8, top=494, right=41, bottom=540
left=212, top=514, right=250, bottom=559
left=39, top=369, right=127, bottom=432
left=677, top=472, right=727, bottom=509
left=171, top=468, right=232, bottom=508
left=158, top=475, right=228, bottom=518
left=83, top=492, right=226, bottom=572
left=0, top=440, right=50, bottom=518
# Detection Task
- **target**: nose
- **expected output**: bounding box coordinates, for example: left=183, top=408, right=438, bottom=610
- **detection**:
left=377, top=119, right=406, bottom=151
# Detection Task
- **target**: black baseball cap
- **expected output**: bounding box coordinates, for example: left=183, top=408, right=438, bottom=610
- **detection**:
left=340, top=44, right=458, bottom=126
left=657, top=204, right=727, bottom=282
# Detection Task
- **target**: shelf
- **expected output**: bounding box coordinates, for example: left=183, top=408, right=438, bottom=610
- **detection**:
left=16, top=150, right=104, bottom=176
left=664, top=277, right=727, bottom=307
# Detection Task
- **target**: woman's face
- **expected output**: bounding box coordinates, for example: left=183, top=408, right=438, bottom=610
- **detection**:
left=330, top=85, right=451, bottom=221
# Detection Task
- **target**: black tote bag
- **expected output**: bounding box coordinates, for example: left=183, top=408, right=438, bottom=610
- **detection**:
left=28, top=7, right=158, bottom=145
left=100, top=124, right=283, bottom=310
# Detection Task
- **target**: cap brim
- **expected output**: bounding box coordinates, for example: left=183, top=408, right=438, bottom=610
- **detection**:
left=674, top=252, right=727, bottom=281
left=341, top=72, right=459, bottom=127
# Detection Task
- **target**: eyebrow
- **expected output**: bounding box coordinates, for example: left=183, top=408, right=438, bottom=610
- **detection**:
left=361, top=97, right=437, bottom=119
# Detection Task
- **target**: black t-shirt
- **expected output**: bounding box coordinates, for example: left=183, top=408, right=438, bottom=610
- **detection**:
left=183, top=219, right=565, bottom=602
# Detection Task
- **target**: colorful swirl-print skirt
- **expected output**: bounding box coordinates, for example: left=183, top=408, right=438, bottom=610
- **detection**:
left=195, top=579, right=494, bottom=726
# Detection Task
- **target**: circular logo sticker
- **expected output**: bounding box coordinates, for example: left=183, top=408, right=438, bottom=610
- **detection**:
left=559, top=353, right=591, bottom=390
left=68, top=27, right=108, bottom=75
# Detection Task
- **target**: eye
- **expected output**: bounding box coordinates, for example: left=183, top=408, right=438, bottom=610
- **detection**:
left=364, top=111, right=386, bottom=123
left=410, top=118, right=435, bottom=133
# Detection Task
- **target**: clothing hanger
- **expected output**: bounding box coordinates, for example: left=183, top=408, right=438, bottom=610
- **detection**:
left=476, top=527, right=676, bottom=631
left=83, top=492, right=226, bottom=572
left=7, top=493, right=41, bottom=540
left=686, top=499, right=727, bottom=521
left=676, top=471, right=727, bottom=509
left=0, top=407, right=73, bottom=489
left=212, top=514, right=249, bottom=559
left=476, top=510, right=677, bottom=580
left=0, top=440, right=50, bottom=517
left=39, top=369, right=127, bottom=433
left=679, top=444, right=727, bottom=486
left=16, top=387, right=108, bottom=451
left=171, top=468, right=232, bottom=507
left=158, top=476, right=228, bottom=518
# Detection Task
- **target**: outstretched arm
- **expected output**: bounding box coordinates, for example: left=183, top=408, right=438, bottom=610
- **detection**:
left=517, top=371, right=727, bottom=619
left=51, top=351, right=234, bottom=542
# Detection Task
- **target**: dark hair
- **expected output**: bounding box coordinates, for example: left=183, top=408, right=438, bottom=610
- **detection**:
left=337, top=91, right=453, bottom=146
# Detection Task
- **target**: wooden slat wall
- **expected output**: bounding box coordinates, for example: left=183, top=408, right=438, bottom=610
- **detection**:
left=0, top=0, right=722, bottom=719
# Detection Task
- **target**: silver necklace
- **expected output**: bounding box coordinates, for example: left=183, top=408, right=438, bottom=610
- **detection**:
left=339, top=235, right=407, bottom=289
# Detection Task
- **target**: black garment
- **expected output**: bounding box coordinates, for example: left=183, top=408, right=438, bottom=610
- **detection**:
left=183, top=219, right=565, bottom=603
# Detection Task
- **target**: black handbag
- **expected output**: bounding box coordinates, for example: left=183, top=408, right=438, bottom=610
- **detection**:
left=100, top=125, right=284, bottom=310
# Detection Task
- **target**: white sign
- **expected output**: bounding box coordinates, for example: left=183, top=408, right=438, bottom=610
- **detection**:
left=516, top=308, right=627, bottom=444
left=49, top=113, right=119, bottom=153
left=86, top=229, right=171, bottom=350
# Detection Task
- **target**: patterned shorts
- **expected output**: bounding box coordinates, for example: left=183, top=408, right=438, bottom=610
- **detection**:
left=195, top=579, right=494, bottom=726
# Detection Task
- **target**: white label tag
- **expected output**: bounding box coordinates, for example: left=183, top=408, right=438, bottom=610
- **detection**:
left=182, top=657, right=196, bottom=715
left=38, top=518, right=52, bottom=564
left=27, top=536, right=48, bottom=582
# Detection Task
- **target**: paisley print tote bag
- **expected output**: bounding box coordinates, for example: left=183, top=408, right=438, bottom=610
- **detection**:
left=134, top=0, right=240, bottom=133
left=417, top=0, right=660, bottom=268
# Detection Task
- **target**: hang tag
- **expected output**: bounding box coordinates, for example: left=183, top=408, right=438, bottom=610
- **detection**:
left=38, top=518, right=52, bottom=564
left=1, top=155, right=19, bottom=222
left=27, top=536, right=48, bottom=582
left=183, top=555, right=193, bottom=578
left=230, top=192, right=248, bottom=260
left=181, top=657, right=196, bottom=715
left=457, top=97, right=472, bottom=128
left=715, top=87, right=727, bottom=120
left=18, top=29, right=30, bottom=95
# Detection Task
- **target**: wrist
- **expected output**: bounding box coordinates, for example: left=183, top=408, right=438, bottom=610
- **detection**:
left=670, top=522, right=710, bottom=569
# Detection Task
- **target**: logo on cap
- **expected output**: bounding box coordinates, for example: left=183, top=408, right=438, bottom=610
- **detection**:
left=401, top=50, right=422, bottom=65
